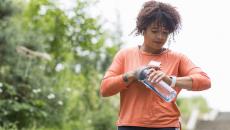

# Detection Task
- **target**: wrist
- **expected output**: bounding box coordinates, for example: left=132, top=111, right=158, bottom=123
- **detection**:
left=122, top=72, right=136, bottom=83
left=169, top=76, right=177, bottom=88
left=122, top=73, right=129, bottom=82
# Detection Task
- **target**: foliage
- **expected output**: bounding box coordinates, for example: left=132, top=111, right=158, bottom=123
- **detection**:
left=0, top=0, right=121, bottom=129
left=0, top=0, right=17, bottom=19
left=177, top=96, right=211, bottom=118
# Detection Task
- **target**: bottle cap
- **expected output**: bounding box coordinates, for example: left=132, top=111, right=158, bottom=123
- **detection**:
left=137, top=68, right=149, bottom=80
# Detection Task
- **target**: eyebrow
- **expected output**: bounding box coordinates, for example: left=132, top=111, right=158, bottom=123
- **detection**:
left=151, top=27, right=168, bottom=31
left=151, top=26, right=161, bottom=30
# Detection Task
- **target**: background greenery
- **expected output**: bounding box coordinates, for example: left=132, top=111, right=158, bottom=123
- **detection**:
left=0, top=0, right=210, bottom=129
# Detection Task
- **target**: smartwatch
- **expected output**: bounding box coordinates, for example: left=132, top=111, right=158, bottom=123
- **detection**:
left=169, top=76, right=177, bottom=88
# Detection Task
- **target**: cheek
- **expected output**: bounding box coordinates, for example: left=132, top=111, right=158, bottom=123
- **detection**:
left=143, top=33, right=152, bottom=40
left=146, top=32, right=155, bottom=39
left=162, top=35, right=169, bottom=41
left=163, top=36, right=168, bottom=41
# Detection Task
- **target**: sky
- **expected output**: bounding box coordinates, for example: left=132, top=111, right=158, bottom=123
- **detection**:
left=58, top=0, right=230, bottom=112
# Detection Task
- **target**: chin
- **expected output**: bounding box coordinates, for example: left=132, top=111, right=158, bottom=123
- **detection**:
left=154, top=46, right=163, bottom=50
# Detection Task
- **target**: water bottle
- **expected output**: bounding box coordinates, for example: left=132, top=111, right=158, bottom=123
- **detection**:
left=138, top=68, right=177, bottom=102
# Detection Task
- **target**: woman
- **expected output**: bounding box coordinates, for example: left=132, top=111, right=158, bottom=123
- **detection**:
left=100, top=1, right=211, bottom=130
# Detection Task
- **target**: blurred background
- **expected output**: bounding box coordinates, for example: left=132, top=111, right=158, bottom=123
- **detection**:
left=0, top=0, right=229, bottom=130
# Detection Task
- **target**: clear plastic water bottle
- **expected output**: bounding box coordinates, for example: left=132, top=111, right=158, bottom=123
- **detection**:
left=138, top=68, right=177, bottom=102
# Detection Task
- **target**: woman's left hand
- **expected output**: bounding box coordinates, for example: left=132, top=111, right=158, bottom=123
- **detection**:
left=146, top=68, right=170, bottom=84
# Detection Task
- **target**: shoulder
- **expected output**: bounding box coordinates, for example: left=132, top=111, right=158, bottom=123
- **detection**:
left=167, top=50, right=194, bottom=65
left=167, top=49, right=188, bottom=59
left=120, top=46, right=137, bottom=53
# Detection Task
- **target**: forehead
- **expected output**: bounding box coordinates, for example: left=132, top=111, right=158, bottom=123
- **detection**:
left=149, top=22, right=168, bottom=30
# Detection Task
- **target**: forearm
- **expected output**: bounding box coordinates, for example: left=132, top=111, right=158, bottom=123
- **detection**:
left=122, top=71, right=137, bottom=85
left=189, top=73, right=211, bottom=91
left=100, top=71, right=138, bottom=97
left=100, top=75, right=127, bottom=97
left=163, top=76, right=192, bottom=90
left=175, top=76, right=193, bottom=90
left=164, top=74, right=210, bottom=91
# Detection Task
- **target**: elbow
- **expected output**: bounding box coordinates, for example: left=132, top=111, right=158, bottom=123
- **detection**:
left=203, top=78, right=211, bottom=90
left=197, top=81, right=211, bottom=91
left=100, top=87, right=117, bottom=97
left=100, top=84, right=120, bottom=97
left=192, top=76, right=211, bottom=91
left=100, top=81, right=114, bottom=97
left=100, top=84, right=108, bottom=97
left=200, top=75, right=211, bottom=90
left=100, top=88, right=111, bottom=97
left=100, top=75, right=125, bottom=97
left=100, top=91, right=107, bottom=97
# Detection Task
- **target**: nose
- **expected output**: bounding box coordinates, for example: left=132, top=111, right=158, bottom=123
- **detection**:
left=156, top=32, right=164, bottom=40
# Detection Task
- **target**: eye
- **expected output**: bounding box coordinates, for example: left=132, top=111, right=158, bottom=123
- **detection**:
left=162, top=30, right=169, bottom=35
left=151, top=30, right=158, bottom=33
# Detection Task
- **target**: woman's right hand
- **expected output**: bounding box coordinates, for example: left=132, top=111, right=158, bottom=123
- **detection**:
left=123, top=65, right=161, bottom=83
left=134, top=65, right=161, bottom=80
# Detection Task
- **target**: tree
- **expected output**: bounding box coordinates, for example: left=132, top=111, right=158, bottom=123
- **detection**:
left=177, top=96, right=211, bottom=124
left=0, top=0, right=122, bottom=129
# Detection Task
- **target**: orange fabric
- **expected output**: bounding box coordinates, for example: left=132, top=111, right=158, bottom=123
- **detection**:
left=100, top=46, right=211, bottom=128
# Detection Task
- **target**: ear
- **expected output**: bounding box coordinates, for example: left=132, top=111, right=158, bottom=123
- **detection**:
left=142, top=30, right=145, bottom=35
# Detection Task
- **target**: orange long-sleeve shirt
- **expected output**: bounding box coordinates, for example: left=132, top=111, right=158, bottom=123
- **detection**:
left=100, top=46, right=211, bottom=128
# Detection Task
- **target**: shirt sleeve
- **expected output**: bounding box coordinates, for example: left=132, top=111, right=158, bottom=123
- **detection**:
left=100, top=49, right=129, bottom=97
left=178, top=54, right=211, bottom=91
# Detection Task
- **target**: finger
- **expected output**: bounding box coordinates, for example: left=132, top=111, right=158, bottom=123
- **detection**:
left=146, top=65, right=160, bottom=70
left=147, top=68, right=155, bottom=75
left=155, top=72, right=166, bottom=83
left=147, top=70, right=158, bottom=82
left=151, top=71, right=165, bottom=83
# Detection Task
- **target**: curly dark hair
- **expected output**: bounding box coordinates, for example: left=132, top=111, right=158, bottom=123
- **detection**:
left=133, top=0, right=181, bottom=36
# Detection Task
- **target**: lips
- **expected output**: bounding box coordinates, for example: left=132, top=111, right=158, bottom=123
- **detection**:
left=153, top=41, right=163, bottom=44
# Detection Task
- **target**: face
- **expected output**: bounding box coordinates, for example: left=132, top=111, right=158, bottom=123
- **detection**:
left=143, top=22, right=169, bottom=52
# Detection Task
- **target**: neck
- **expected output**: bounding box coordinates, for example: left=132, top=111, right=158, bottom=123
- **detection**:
left=140, top=45, right=164, bottom=54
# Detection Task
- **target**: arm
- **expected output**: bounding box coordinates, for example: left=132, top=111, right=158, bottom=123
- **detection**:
left=162, top=76, right=193, bottom=90
left=177, top=54, right=211, bottom=91
left=147, top=70, right=194, bottom=90
left=151, top=70, right=210, bottom=91
left=100, top=49, right=160, bottom=97
left=100, top=49, right=133, bottom=97
left=149, top=54, right=211, bottom=91
left=100, top=66, right=156, bottom=96
left=174, top=76, right=193, bottom=90
left=100, top=74, right=129, bottom=97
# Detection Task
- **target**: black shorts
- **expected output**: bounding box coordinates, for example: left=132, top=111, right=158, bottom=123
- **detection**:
left=118, top=126, right=179, bottom=130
